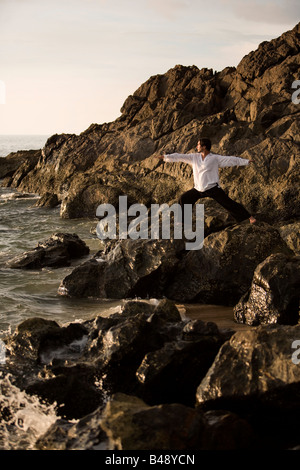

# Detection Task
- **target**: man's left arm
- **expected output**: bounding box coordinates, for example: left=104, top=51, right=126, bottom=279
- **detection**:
left=217, top=154, right=252, bottom=168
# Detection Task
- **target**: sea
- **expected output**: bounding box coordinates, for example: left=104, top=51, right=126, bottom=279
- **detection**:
left=0, top=135, right=122, bottom=336
left=0, top=136, right=127, bottom=449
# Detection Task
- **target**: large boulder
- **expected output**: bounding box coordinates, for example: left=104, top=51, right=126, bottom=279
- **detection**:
left=165, top=222, right=291, bottom=305
left=58, top=238, right=185, bottom=299
left=233, top=253, right=300, bottom=325
left=196, top=324, right=300, bottom=449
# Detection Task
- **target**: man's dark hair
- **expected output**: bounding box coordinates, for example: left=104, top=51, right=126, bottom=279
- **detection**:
left=199, top=138, right=211, bottom=151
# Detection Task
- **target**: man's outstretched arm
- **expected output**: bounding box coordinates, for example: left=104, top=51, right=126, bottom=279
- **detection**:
left=217, top=154, right=253, bottom=167
left=155, top=153, right=195, bottom=164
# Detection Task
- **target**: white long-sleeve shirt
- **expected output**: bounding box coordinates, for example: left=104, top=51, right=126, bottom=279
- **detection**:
left=163, top=152, right=249, bottom=192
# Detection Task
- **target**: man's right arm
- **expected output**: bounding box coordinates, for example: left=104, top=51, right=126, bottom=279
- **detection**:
left=156, top=153, right=195, bottom=164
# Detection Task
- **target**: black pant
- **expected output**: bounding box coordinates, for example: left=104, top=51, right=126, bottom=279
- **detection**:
left=179, top=185, right=250, bottom=222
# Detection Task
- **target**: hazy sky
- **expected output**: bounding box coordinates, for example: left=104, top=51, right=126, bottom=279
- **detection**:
left=0, top=0, right=299, bottom=135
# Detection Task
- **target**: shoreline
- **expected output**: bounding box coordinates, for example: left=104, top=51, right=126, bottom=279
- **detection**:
left=179, top=303, right=251, bottom=331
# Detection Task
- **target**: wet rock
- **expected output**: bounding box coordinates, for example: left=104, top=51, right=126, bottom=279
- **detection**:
left=196, top=324, right=300, bottom=404
left=233, top=253, right=300, bottom=325
left=166, top=222, right=291, bottom=305
left=35, top=407, right=108, bottom=450
left=99, top=393, right=254, bottom=450
left=5, top=317, right=88, bottom=363
left=6, top=233, right=90, bottom=269
left=26, top=363, right=104, bottom=420
left=35, top=192, right=60, bottom=208
left=58, top=238, right=184, bottom=298
left=196, top=324, right=300, bottom=449
left=3, top=300, right=226, bottom=421
left=99, top=393, right=207, bottom=450
left=136, top=319, right=228, bottom=406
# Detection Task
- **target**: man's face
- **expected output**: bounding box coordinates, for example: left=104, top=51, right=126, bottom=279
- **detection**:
left=197, top=140, right=204, bottom=152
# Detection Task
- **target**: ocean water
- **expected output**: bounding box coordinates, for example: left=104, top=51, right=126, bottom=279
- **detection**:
left=0, top=186, right=124, bottom=336
left=0, top=136, right=123, bottom=337
left=0, top=135, right=50, bottom=158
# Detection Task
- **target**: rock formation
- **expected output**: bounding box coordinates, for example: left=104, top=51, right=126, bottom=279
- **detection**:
left=6, top=233, right=90, bottom=269
left=0, top=23, right=299, bottom=224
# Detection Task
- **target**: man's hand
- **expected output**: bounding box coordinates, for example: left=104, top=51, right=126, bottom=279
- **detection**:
left=156, top=155, right=165, bottom=160
left=248, top=159, right=254, bottom=163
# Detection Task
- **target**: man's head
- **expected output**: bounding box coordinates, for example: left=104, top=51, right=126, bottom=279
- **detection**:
left=197, top=138, right=211, bottom=152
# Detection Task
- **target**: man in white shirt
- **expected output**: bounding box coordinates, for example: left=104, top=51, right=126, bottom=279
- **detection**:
left=157, top=138, right=256, bottom=224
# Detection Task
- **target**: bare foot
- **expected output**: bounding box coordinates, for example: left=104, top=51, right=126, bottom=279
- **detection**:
left=249, top=216, right=256, bottom=224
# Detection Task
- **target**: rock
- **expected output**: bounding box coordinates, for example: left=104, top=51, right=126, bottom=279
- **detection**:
left=36, top=397, right=254, bottom=450
left=2, top=300, right=226, bottom=421
left=6, top=233, right=90, bottom=269
left=196, top=324, right=300, bottom=404
left=278, top=221, right=300, bottom=255
left=35, top=192, right=60, bottom=208
left=5, top=316, right=88, bottom=363
left=99, top=393, right=207, bottom=450
left=136, top=319, right=228, bottom=406
left=0, top=149, right=40, bottom=179
left=165, top=222, right=291, bottom=305
left=233, top=253, right=300, bottom=325
left=58, top=238, right=184, bottom=298
left=99, top=393, right=254, bottom=450
left=35, top=407, right=108, bottom=450
left=196, top=324, right=300, bottom=449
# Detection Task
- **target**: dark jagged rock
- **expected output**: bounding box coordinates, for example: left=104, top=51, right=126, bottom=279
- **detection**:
left=58, top=238, right=185, bottom=299
left=165, top=222, right=291, bottom=305
left=196, top=324, right=300, bottom=449
left=233, top=253, right=300, bottom=325
left=99, top=393, right=207, bottom=450
left=35, top=407, right=108, bottom=450
left=2, top=300, right=227, bottom=419
left=35, top=192, right=60, bottom=208
left=0, top=149, right=40, bottom=180
left=98, top=393, right=254, bottom=450
left=6, top=233, right=90, bottom=269
left=36, top=396, right=254, bottom=450
left=58, top=223, right=291, bottom=304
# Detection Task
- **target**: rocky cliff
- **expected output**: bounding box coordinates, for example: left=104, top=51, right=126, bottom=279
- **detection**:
left=1, top=22, right=299, bottom=222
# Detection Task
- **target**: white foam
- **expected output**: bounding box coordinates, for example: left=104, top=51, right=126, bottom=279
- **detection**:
left=0, top=373, right=57, bottom=450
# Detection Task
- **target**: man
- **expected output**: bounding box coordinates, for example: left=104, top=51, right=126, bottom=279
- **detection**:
left=157, top=137, right=256, bottom=224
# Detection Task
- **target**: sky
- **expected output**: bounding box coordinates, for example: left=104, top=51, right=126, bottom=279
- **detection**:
left=0, top=0, right=299, bottom=135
